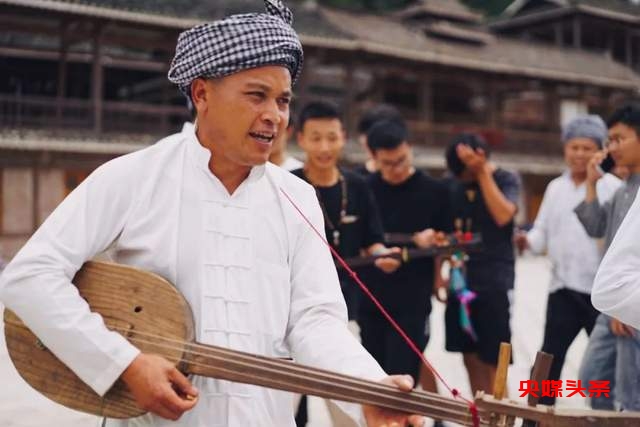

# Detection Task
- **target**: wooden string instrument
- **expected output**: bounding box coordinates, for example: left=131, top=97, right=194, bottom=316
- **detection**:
left=4, top=261, right=640, bottom=426
left=339, top=233, right=482, bottom=269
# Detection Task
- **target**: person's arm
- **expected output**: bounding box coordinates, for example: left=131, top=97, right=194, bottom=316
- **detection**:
left=574, top=151, right=610, bottom=238
left=585, top=151, right=608, bottom=202
left=361, top=182, right=401, bottom=274
left=476, top=166, right=518, bottom=227
left=285, top=187, right=417, bottom=426
left=0, top=160, right=141, bottom=395
left=524, top=182, right=554, bottom=255
left=0, top=158, right=198, bottom=419
left=456, top=145, right=517, bottom=227
left=591, top=188, right=640, bottom=329
left=574, top=198, right=609, bottom=239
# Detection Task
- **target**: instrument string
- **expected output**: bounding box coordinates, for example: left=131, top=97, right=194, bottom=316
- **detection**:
left=279, top=187, right=480, bottom=427
left=5, top=317, right=470, bottom=416
left=113, top=330, right=481, bottom=425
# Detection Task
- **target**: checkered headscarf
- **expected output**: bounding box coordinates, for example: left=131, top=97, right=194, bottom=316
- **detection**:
left=168, top=0, right=303, bottom=96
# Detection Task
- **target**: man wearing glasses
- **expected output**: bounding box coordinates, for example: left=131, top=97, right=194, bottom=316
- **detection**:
left=361, top=119, right=451, bottom=427
left=575, top=103, right=640, bottom=411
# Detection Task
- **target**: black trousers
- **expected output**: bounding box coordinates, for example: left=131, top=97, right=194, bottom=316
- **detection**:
left=539, top=288, right=599, bottom=406
left=359, top=310, right=429, bottom=384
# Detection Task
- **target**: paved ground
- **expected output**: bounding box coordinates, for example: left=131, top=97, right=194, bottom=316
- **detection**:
left=0, top=255, right=589, bottom=426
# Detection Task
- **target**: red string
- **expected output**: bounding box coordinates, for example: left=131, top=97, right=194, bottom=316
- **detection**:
left=280, top=188, right=480, bottom=427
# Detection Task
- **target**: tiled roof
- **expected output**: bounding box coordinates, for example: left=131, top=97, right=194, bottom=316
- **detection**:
left=397, top=0, right=483, bottom=23
left=498, top=0, right=640, bottom=23
left=321, top=7, right=640, bottom=88
left=1, top=0, right=638, bottom=89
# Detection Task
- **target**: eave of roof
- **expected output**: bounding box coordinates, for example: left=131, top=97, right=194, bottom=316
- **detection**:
left=2, top=0, right=639, bottom=90
left=491, top=3, right=640, bottom=30
left=319, top=8, right=640, bottom=90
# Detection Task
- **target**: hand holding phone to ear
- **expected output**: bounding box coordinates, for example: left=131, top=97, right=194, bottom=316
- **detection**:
left=587, top=150, right=608, bottom=185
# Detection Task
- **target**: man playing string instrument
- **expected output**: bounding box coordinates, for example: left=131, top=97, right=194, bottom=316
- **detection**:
left=0, top=1, right=423, bottom=426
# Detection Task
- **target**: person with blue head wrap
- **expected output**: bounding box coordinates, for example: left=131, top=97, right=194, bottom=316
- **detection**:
left=515, top=113, right=620, bottom=406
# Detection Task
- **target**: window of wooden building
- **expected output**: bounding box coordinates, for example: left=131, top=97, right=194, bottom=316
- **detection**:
left=502, top=91, right=547, bottom=127
left=382, top=75, right=419, bottom=112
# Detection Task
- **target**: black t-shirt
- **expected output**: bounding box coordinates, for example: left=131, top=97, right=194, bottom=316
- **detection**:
left=361, top=170, right=452, bottom=315
left=445, top=168, right=520, bottom=292
left=291, top=168, right=385, bottom=258
left=352, top=164, right=375, bottom=179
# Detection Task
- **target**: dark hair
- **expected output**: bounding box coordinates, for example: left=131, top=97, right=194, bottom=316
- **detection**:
left=607, top=103, right=640, bottom=135
left=297, top=101, right=342, bottom=131
left=357, top=104, right=403, bottom=135
left=445, top=133, right=491, bottom=177
left=366, top=119, right=409, bottom=153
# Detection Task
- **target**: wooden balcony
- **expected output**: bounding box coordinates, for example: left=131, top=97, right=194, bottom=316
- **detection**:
left=0, top=94, right=190, bottom=139
left=406, top=119, right=562, bottom=156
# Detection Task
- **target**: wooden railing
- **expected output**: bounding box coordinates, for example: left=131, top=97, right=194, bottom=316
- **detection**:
left=0, top=94, right=190, bottom=138
left=0, top=94, right=562, bottom=156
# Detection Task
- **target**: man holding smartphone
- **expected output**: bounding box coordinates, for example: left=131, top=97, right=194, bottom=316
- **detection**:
left=575, top=103, right=640, bottom=411
left=515, top=115, right=619, bottom=406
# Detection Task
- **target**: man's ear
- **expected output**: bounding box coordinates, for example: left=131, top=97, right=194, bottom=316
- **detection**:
left=190, top=78, right=209, bottom=115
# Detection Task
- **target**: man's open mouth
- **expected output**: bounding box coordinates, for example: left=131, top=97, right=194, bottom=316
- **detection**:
left=249, top=132, right=274, bottom=143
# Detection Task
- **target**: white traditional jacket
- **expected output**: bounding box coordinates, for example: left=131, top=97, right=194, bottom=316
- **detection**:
left=0, top=125, right=386, bottom=426
left=526, top=171, right=620, bottom=294
left=592, top=186, right=640, bottom=330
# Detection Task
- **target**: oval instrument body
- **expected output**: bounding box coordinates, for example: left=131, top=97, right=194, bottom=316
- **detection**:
left=3, top=261, right=195, bottom=419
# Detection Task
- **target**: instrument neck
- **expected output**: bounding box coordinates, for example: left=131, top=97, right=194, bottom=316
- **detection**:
left=181, top=341, right=477, bottom=425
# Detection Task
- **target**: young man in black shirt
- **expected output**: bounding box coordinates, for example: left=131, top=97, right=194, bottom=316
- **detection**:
left=361, top=120, right=450, bottom=425
left=291, top=101, right=401, bottom=426
left=292, top=102, right=401, bottom=305
left=442, top=133, right=520, bottom=396
left=353, top=104, right=404, bottom=178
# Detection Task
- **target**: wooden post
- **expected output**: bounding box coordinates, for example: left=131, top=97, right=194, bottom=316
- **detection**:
left=56, top=21, right=69, bottom=130
left=553, top=22, right=563, bottom=47
left=420, top=74, right=433, bottom=145
left=522, top=351, right=554, bottom=427
left=487, top=78, right=499, bottom=130
left=343, top=60, right=357, bottom=138
left=294, top=64, right=311, bottom=120
left=92, top=23, right=105, bottom=135
left=31, top=166, right=38, bottom=231
left=572, top=16, right=581, bottom=49
left=161, top=70, right=171, bottom=133
left=625, top=30, right=633, bottom=68
left=545, top=84, right=560, bottom=138
left=493, top=342, right=511, bottom=400
left=490, top=343, right=514, bottom=427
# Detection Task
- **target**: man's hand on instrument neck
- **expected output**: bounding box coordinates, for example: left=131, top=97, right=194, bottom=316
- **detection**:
left=121, top=353, right=199, bottom=420
left=363, top=375, right=425, bottom=427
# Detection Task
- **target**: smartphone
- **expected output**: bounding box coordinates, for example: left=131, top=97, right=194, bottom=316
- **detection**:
left=597, top=153, right=616, bottom=175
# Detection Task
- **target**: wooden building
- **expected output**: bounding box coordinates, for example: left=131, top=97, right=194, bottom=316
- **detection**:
left=1, top=0, right=639, bottom=259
